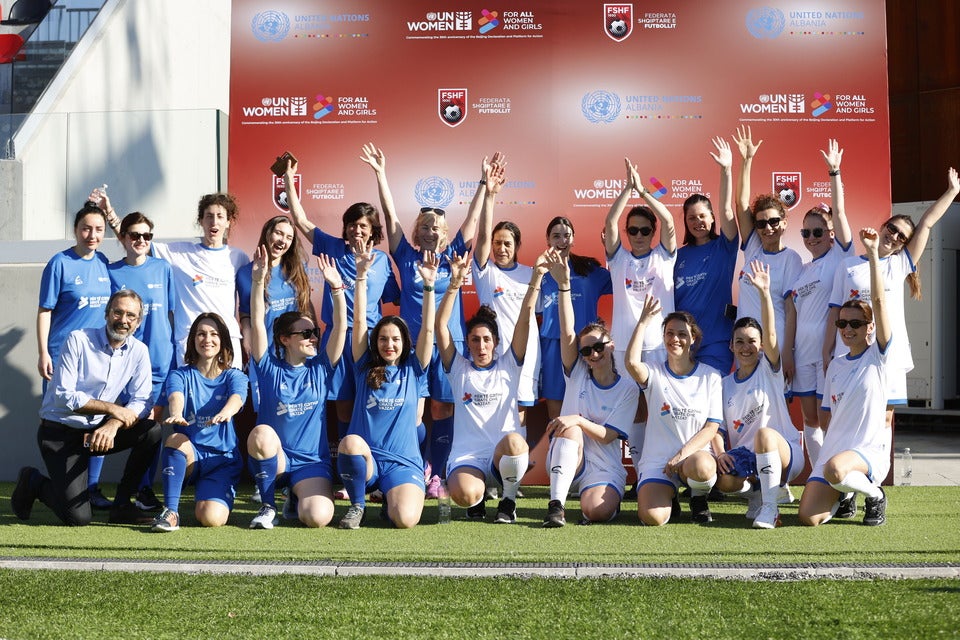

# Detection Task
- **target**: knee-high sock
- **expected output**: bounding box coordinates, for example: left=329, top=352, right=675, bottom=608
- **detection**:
left=160, top=448, right=188, bottom=513
left=756, top=450, right=782, bottom=506
left=830, top=471, right=882, bottom=499
left=140, top=445, right=161, bottom=490
left=499, top=453, right=528, bottom=501
left=248, top=454, right=279, bottom=508
left=687, top=475, right=717, bottom=497
left=87, top=455, right=105, bottom=488
left=337, top=453, right=368, bottom=507
left=548, top=437, right=580, bottom=503
left=417, top=422, right=428, bottom=472
left=430, top=416, right=454, bottom=479
left=804, top=426, right=824, bottom=468
left=628, top=422, right=646, bottom=469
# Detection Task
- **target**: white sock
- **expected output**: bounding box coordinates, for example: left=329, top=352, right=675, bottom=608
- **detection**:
left=498, top=453, right=528, bottom=501
left=756, top=450, right=782, bottom=506
left=830, top=471, right=882, bottom=499
left=804, top=426, right=824, bottom=467
left=548, top=436, right=580, bottom=503
left=628, top=421, right=646, bottom=463
left=687, top=475, right=716, bottom=497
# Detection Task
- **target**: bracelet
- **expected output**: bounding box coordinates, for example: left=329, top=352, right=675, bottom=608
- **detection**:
left=557, top=287, right=571, bottom=292
left=828, top=169, right=840, bottom=177
left=252, top=279, right=265, bottom=286
left=528, top=285, right=540, bottom=291
left=422, top=284, right=435, bottom=292
left=355, top=277, right=367, bottom=281
left=331, top=288, right=345, bottom=295
left=479, top=178, right=487, bottom=185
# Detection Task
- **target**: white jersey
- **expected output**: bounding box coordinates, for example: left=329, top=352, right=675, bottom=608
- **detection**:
left=790, top=241, right=854, bottom=367
left=446, top=351, right=524, bottom=461
left=818, top=339, right=892, bottom=479
left=607, top=244, right=676, bottom=350
left=560, top=358, right=638, bottom=484
left=828, top=251, right=914, bottom=371
left=639, top=359, right=723, bottom=466
left=737, top=232, right=802, bottom=349
left=721, top=356, right=801, bottom=452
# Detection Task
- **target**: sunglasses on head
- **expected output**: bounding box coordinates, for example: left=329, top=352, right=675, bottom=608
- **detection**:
left=835, top=319, right=868, bottom=329
left=754, top=217, right=782, bottom=229
left=800, top=228, right=827, bottom=238
left=288, top=327, right=321, bottom=340
left=578, top=340, right=609, bottom=357
left=627, top=226, right=654, bottom=237
left=126, top=231, right=154, bottom=241
left=885, top=222, right=909, bottom=244
left=420, top=207, right=446, bottom=216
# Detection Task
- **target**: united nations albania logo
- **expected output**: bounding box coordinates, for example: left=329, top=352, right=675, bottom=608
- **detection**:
left=581, top=90, right=621, bottom=123
left=415, top=176, right=455, bottom=210
left=251, top=10, right=291, bottom=42
left=745, top=7, right=785, bottom=39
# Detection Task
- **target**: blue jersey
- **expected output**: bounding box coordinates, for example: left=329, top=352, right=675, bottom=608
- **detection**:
left=165, top=366, right=248, bottom=453
left=254, top=353, right=333, bottom=467
left=311, top=228, right=399, bottom=329
left=108, top=256, right=177, bottom=384
left=350, top=351, right=427, bottom=469
left=236, top=262, right=300, bottom=346
left=539, top=260, right=612, bottom=338
left=393, top=232, right=468, bottom=343
left=674, top=235, right=739, bottom=348
left=39, top=249, right=112, bottom=365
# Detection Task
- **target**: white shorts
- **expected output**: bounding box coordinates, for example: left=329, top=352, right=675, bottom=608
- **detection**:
left=566, top=448, right=626, bottom=499
left=793, top=361, right=825, bottom=397
left=447, top=451, right=500, bottom=488
left=810, top=446, right=891, bottom=485
left=635, top=460, right=682, bottom=490
left=886, top=368, right=908, bottom=406
left=518, top=364, right=539, bottom=405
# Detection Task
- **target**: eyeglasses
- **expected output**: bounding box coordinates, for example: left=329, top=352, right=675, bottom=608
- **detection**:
left=754, top=217, right=782, bottom=229
left=578, top=341, right=609, bottom=357
left=627, top=226, right=654, bottom=237
left=287, top=327, right=321, bottom=340
left=800, top=228, right=827, bottom=238
left=835, top=319, right=868, bottom=329
left=420, top=207, right=446, bottom=216
left=885, top=222, right=909, bottom=244
left=126, top=231, right=154, bottom=241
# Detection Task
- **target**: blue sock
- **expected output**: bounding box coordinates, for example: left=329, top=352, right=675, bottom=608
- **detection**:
left=160, top=448, right=187, bottom=513
left=141, top=445, right=161, bottom=490
left=337, top=453, right=367, bottom=507
left=431, top=416, right=454, bottom=479
left=248, top=454, right=279, bottom=507
left=417, top=422, right=428, bottom=470
left=87, top=455, right=105, bottom=489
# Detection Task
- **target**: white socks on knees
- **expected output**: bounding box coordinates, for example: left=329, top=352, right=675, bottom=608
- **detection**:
left=830, top=471, right=882, bottom=499
left=498, top=453, right=528, bottom=501
left=686, top=475, right=716, bottom=497
left=804, top=426, right=824, bottom=467
left=548, top=437, right=580, bottom=503
left=755, top=450, right=782, bottom=506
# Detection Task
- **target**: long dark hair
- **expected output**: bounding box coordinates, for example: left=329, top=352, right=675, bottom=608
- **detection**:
left=184, top=312, right=233, bottom=371
left=681, top=194, right=718, bottom=246
left=885, top=214, right=921, bottom=299
left=545, top=216, right=600, bottom=276
left=365, top=316, right=412, bottom=389
left=257, top=216, right=312, bottom=316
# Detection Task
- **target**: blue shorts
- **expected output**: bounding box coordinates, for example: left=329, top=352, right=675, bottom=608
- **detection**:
left=189, top=445, right=243, bottom=509
left=539, top=337, right=565, bottom=401
left=722, top=446, right=758, bottom=478
left=368, top=456, right=426, bottom=495
left=324, top=328, right=357, bottom=402
left=280, top=459, right=333, bottom=489
left=427, top=343, right=456, bottom=403
left=149, top=374, right=168, bottom=406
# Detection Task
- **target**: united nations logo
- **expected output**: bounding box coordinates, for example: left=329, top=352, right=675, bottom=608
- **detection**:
left=745, top=7, right=785, bottom=39
left=251, top=10, right=291, bottom=42
left=581, top=90, right=621, bottom=123
left=415, top=176, right=455, bottom=209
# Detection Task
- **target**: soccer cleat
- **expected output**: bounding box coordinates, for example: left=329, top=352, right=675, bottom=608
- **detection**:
left=11, top=466, right=40, bottom=521
left=690, top=495, right=713, bottom=524
left=623, top=482, right=638, bottom=500
left=150, top=507, right=180, bottom=532
left=250, top=487, right=262, bottom=503
left=752, top=503, right=781, bottom=529
left=745, top=491, right=763, bottom=520
left=671, top=495, right=682, bottom=521
left=777, top=484, right=797, bottom=504
left=134, top=486, right=162, bottom=512
left=250, top=504, right=278, bottom=529
left=862, top=488, right=886, bottom=526
left=425, top=475, right=442, bottom=499
left=542, top=499, right=566, bottom=528
left=466, top=499, right=487, bottom=521
left=339, top=504, right=366, bottom=529
left=493, top=497, right=517, bottom=524
left=88, top=486, right=114, bottom=510
left=835, top=492, right=857, bottom=519
left=109, top=500, right=154, bottom=524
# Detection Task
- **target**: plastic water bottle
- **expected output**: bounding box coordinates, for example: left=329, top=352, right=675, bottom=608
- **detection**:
left=437, top=480, right=451, bottom=524
left=901, top=448, right=912, bottom=486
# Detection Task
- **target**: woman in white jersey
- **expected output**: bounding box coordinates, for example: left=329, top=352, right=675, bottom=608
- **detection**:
left=799, top=228, right=893, bottom=527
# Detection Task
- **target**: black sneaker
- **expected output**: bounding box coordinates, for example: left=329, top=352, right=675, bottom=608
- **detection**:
left=109, top=500, right=153, bottom=524
left=623, top=482, right=638, bottom=500
left=862, top=488, right=886, bottom=526
left=339, top=504, right=366, bottom=529
left=671, top=494, right=682, bottom=521
left=466, top=499, right=487, bottom=521
left=89, top=486, right=114, bottom=510
left=493, top=497, right=517, bottom=524
left=134, top=486, right=162, bottom=512
left=835, top=493, right=857, bottom=519
left=11, top=466, right=39, bottom=521
left=690, top=495, right=713, bottom=524
left=542, top=499, right=566, bottom=528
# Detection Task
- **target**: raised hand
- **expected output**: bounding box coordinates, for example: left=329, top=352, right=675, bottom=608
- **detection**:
left=284, top=156, right=299, bottom=180
left=447, top=250, right=469, bottom=284
left=482, top=151, right=507, bottom=176
left=743, top=259, right=770, bottom=293
left=820, top=139, right=843, bottom=173
left=639, top=293, right=662, bottom=324
left=317, top=253, right=343, bottom=289
left=543, top=248, right=569, bottom=283
left=709, top=136, right=733, bottom=168
left=733, top=125, right=763, bottom=160
left=485, top=161, right=506, bottom=194
left=252, top=245, right=268, bottom=280
left=860, top=227, right=879, bottom=254
left=948, top=167, right=959, bottom=193
left=625, top=157, right=642, bottom=192
left=352, top=239, right=375, bottom=276
left=360, top=143, right=386, bottom=174
left=418, top=251, right=440, bottom=287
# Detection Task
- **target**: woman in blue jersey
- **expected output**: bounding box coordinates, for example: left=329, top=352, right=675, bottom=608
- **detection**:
left=335, top=245, right=437, bottom=530
left=150, top=313, right=248, bottom=531
left=37, top=200, right=114, bottom=509
left=108, top=212, right=177, bottom=511
left=245, top=248, right=346, bottom=529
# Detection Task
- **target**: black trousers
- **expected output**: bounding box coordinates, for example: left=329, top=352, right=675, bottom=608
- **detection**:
left=36, top=418, right=161, bottom=526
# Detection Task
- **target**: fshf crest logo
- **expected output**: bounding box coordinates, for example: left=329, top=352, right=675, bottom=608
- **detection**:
left=439, top=88, right=467, bottom=127
left=251, top=10, right=291, bottom=42
left=772, top=172, right=801, bottom=210
left=273, top=173, right=301, bottom=213
left=604, top=4, right=633, bottom=41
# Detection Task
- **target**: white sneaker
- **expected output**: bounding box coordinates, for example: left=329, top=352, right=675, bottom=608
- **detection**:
left=745, top=491, right=762, bottom=519
left=777, top=484, right=796, bottom=504
left=250, top=504, right=277, bottom=529
left=753, top=503, right=781, bottom=529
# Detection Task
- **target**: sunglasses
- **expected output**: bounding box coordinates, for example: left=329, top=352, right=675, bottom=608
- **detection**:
left=578, top=341, right=609, bottom=357
left=126, top=231, right=154, bottom=241
left=627, top=226, right=654, bottom=237
left=754, top=217, right=782, bottom=229
left=835, top=319, right=868, bottom=329
left=288, top=327, right=321, bottom=340
left=800, top=228, right=827, bottom=238
left=885, top=222, right=909, bottom=244
left=420, top=207, right=446, bottom=216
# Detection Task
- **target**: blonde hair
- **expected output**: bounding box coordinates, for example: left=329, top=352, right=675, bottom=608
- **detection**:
left=411, top=211, right=450, bottom=253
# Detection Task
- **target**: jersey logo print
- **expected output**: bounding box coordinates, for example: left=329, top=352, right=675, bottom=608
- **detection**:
left=462, top=392, right=473, bottom=405
left=660, top=402, right=671, bottom=416
left=366, top=394, right=377, bottom=409
left=74, top=275, right=83, bottom=285
left=733, top=419, right=744, bottom=433
left=276, top=402, right=288, bottom=416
